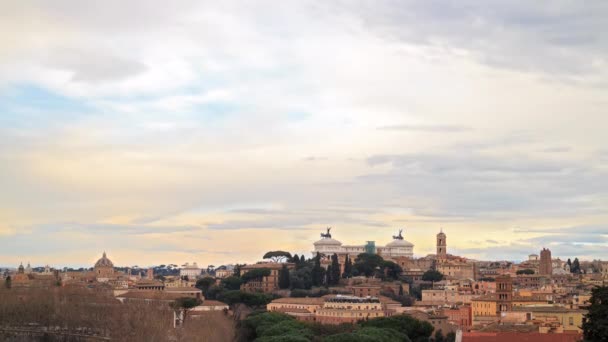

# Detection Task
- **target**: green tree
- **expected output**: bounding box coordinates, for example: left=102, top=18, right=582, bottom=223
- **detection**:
left=433, top=329, right=445, bottom=342
left=343, top=254, right=352, bottom=278
left=399, top=284, right=404, bottom=296
left=312, top=253, right=324, bottom=287
left=353, top=253, right=385, bottom=277
left=242, top=268, right=272, bottom=283
left=446, top=331, right=456, bottom=342
left=290, top=267, right=313, bottom=290
left=263, top=251, right=293, bottom=263
left=572, top=258, right=581, bottom=274
left=330, top=253, right=341, bottom=286
left=325, top=327, right=409, bottom=342
left=360, top=314, right=434, bottom=342
left=195, top=277, right=215, bottom=297
left=171, top=297, right=202, bottom=326
left=382, top=261, right=403, bottom=280
left=4, top=276, right=11, bottom=289
left=583, top=286, right=608, bottom=341
left=221, top=276, right=243, bottom=290
left=422, top=270, right=443, bottom=282
left=279, top=264, right=291, bottom=289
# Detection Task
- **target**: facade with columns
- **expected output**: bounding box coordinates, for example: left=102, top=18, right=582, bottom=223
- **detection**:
left=312, top=229, right=414, bottom=259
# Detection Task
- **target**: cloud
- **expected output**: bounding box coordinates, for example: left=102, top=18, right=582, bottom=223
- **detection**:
left=0, top=1, right=607, bottom=266
left=377, top=124, right=471, bottom=132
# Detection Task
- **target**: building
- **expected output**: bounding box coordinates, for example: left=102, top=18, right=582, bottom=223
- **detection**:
left=496, top=275, right=513, bottom=313
left=539, top=248, right=552, bottom=276
left=267, top=297, right=325, bottom=321
left=315, top=295, right=385, bottom=324
left=511, top=306, right=586, bottom=333
left=421, top=289, right=474, bottom=305
left=240, top=262, right=295, bottom=293
left=437, top=229, right=447, bottom=259
left=180, top=262, right=202, bottom=279
left=312, top=228, right=414, bottom=259
left=215, top=265, right=235, bottom=279
left=441, top=305, right=472, bottom=331
left=94, top=252, right=115, bottom=281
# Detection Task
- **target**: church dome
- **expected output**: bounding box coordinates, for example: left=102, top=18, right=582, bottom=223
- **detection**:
left=94, top=252, right=114, bottom=268
left=314, top=238, right=342, bottom=246
left=386, top=239, right=414, bottom=248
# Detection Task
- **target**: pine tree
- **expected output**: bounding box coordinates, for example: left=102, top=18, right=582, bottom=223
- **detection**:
left=330, top=253, right=341, bottom=286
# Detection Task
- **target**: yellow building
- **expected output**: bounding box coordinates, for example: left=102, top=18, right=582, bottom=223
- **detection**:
left=472, top=295, right=498, bottom=319
left=512, top=306, right=587, bottom=333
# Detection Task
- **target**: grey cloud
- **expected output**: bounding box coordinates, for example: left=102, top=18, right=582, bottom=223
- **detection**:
left=361, top=150, right=608, bottom=219
left=342, top=1, right=608, bottom=79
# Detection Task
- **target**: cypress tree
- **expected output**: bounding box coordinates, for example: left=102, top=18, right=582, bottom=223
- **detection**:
left=312, top=253, right=323, bottom=287
left=279, top=264, right=290, bottom=289
left=330, top=253, right=341, bottom=286
left=343, top=254, right=352, bottom=278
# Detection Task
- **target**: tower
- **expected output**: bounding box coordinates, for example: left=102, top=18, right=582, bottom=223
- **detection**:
left=436, top=229, right=447, bottom=258
left=539, top=248, right=552, bottom=276
left=496, top=275, right=513, bottom=314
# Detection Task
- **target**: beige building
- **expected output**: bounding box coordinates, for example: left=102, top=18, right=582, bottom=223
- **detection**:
left=240, top=262, right=294, bottom=293
left=316, top=295, right=385, bottom=324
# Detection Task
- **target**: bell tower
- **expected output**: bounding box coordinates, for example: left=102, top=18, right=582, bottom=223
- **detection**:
left=436, top=228, right=447, bottom=258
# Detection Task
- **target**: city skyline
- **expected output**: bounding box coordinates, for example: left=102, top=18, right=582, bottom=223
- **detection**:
left=2, top=1, right=608, bottom=267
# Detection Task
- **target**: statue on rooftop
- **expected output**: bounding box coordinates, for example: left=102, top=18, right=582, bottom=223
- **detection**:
left=393, top=229, right=404, bottom=240
left=320, top=227, right=332, bottom=238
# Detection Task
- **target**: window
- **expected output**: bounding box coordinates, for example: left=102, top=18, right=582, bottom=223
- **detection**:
left=569, top=317, right=574, bottom=325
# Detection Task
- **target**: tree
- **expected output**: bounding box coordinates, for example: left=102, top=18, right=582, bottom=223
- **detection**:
left=516, top=269, right=535, bottom=275
left=242, top=268, right=272, bottom=283
left=4, top=276, right=11, bottom=289
left=572, top=258, right=581, bottom=274
left=329, top=254, right=341, bottom=286
left=446, top=331, right=456, bottom=342
left=343, top=254, right=352, bottom=278
left=221, top=276, right=243, bottom=290
left=399, top=284, right=404, bottom=296
left=382, top=261, right=402, bottom=280
left=422, top=270, right=443, bottom=282
left=583, top=286, right=608, bottom=341
left=195, top=277, right=215, bottom=297
left=312, top=253, right=324, bottom=287
left=263, top=251, right=293, bottom=263
left=434, top=329, right=445, bottom=342
left=353, top=253, right=385, bottom=277
left=279, top=265, right=290, bottom=289
left=171, top=297, right=202, bottom=326
left=360, top=315, right=433, bottom=342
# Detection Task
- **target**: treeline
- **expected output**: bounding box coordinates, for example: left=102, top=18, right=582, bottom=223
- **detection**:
left=0, top=287, right=234, bottom=342
left=237, top=311, right=454, bottom=342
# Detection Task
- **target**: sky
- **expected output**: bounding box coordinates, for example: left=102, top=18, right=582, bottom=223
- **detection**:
left=1, top=1, right=607, bottom=268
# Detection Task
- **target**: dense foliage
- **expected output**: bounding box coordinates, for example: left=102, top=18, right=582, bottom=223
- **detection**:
left=240, top=312, right=434, bottom=342
left=352, top=254, right=403, bottom=280
left=583, top=286, right=608, bottom=341
left=421, top=270, right=443, bottom=282
left=242, top=268, right=272, bottom=283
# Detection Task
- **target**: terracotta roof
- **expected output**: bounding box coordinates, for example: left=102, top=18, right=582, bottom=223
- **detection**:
left=274, top=307, right=314, bottom=314
left=463, top=332, right=582, bottom=342
left=270, top=297, right=325, bottom=305
left=202, top=300, right=228, bottom=307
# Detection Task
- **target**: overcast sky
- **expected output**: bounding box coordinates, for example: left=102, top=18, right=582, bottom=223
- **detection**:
left=1, top=1, right=607, bottom=267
